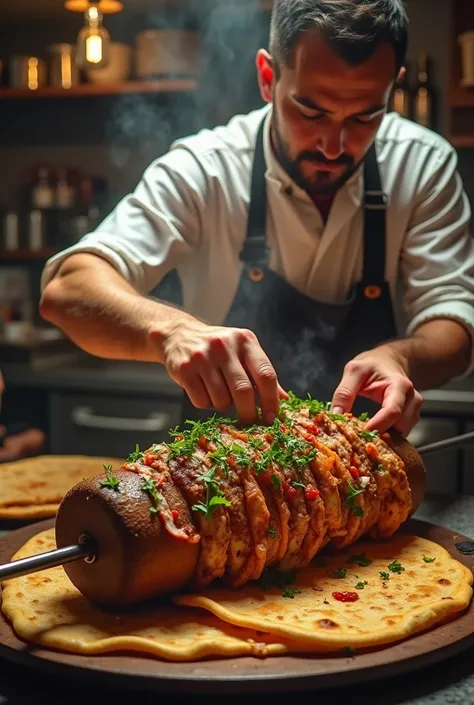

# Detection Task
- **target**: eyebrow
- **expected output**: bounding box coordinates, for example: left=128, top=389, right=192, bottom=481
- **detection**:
left=293, top=95, right=386, bottom=117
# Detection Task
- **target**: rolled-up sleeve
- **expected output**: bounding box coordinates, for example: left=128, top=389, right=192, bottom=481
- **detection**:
left=401, top=144, right=474, bottom=376
left=40, top=145, right=208, bottom=295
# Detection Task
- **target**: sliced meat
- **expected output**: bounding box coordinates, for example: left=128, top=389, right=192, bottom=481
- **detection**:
left=167, top=449, right=230, bottom=588
left=221, top=427, right=270, bottom=583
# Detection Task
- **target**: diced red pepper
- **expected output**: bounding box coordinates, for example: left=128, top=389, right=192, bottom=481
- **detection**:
left=227, top=456, right=236, bottom=469
left=349, top=465, right=360, bottom=481
left=230, top=430, right=248, bottom=443
left=283, top=481, right=297, bottom=499
left=143, top=454, right=155, bottom=467
left=366, top=443, right=378, bottom=460
left=305, top=486, right=320, bottom=501
left=198, top=436, right=209, bottom=451
left=332, top=591, right=359, bottom=602
left=171, top=510, right=179, bottom=521
left=265, top=433, right=273, bottom=443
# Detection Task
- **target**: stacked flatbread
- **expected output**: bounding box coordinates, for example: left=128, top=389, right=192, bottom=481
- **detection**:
left=0, top=456, right=122, bottom=519
left=1, top=528, right=472, bottom=661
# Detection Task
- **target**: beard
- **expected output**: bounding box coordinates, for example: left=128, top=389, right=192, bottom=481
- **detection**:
left=271, top=110, right=364, bottom=196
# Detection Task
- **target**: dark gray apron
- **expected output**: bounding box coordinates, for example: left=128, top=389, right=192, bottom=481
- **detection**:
left=180, top=118, right=397, bottom=423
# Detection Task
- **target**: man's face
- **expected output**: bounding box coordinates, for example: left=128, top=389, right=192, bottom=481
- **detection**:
left=256, top=31, right=398, bottom=195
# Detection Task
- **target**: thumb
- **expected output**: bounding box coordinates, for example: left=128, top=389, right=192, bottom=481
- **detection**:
left=331, top=366, right=366, bottom=414
left=278, top=384, right=289, bottom=400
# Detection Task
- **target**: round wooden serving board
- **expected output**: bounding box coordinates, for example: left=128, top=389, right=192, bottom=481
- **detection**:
left=0, top=518, right=474, bottom=694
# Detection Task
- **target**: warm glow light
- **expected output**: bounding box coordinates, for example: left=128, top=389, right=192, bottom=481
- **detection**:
left=64, top=0, right=123, bottom=13
left=86, top=35, right=104, bottom=64
left=75, top=5, right=110, bottom=70
left=28, top=57, right=39, bottom=90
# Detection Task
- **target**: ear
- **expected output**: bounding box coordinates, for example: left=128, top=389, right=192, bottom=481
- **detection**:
left=256, top=49, right=275, bottom=103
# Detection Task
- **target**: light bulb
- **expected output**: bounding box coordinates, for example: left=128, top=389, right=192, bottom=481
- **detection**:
left=75, top=5, right=110, bottom=69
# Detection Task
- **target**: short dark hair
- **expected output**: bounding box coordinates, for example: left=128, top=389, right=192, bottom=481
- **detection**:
left=269, top=0, right=408, bottom=75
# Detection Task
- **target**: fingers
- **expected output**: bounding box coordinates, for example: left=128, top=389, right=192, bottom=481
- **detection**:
left=331, top=361, right=371, bottom=415
left=241, top=332, right=279, bottom=425
left=365, top=380, right=422, bottom=436
left=180, top=372, right=212, bottom=410
left=199, top=366, right=233, bottom=413
left=393, top=389, right=423, bottom=437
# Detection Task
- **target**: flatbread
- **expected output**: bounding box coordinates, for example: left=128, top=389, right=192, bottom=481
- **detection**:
left=174, top=534, right=474, bottom=652
left=0, top=529, right=288, bottom=661
left=0, top=455, right=122, bottom=519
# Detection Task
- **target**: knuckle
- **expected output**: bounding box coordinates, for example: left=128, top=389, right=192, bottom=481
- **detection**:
left=232, top=379, right=254, bottom=396
left=414, top=391, right=424, bottom=407
left=256, top=364, right=277, bottom=384
left=344, top=360, right=363, bottom=375
left=334, top=386, right=353, bottom=403
left=238, top=328, right=257, bottom=345
left=387, top=405, right=403, bottom=418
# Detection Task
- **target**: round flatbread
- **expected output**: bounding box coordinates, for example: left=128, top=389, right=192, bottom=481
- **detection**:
left=0, top=455, right=123, bottom=519
left=0, top=529, right=288, bottom=661
left=174, top=534, right=474, bottom=652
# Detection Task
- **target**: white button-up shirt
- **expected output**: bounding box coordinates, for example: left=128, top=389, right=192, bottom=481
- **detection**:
left=41, top=103, right=474, bottom=374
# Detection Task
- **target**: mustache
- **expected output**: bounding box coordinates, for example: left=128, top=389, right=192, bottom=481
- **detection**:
left=296, top=151, right=354, bottom=167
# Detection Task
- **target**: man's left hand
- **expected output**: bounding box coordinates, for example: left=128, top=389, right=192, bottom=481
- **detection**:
left=330, top=346, right=423, bottom=437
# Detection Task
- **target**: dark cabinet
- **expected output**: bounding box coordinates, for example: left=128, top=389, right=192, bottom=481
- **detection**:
left=407, top=417, right=460, bottom=495
left=49, top=391, right=182, bottom=459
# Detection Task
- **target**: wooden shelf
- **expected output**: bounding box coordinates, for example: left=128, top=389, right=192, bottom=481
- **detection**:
left=450, top=135, right=474, bottom=148
left=0, top=248, right=58, bottom=260
left=449, top=84, right=474, bottom=109
left=0, top=79, right=198, bottom=99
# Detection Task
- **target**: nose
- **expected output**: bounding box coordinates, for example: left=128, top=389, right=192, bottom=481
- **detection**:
left=317, top=125, right=346, bottom=161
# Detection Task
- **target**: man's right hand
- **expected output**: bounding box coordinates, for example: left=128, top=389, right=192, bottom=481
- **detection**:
left=160, top=318, right=287, bottom=426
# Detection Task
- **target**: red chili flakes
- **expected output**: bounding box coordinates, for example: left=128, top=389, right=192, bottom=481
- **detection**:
left=332, top=591, right=359, bottom=603
left=305, top=486, right=320, bottom=501
left=366, top=443, right=378, bottom=460
left=349, top=465, right=360, bottom=481
left=171, top=510, right=179, bottom=521
left=283, top=481, right=297, bottom=499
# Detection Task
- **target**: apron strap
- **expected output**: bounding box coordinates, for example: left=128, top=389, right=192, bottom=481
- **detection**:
left=240, top=117, right=269, bottom=265
left=362, top=143, right=389, bottom=282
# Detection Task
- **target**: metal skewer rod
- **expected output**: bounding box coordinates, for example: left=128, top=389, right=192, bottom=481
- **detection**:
left=0, top=535, right=95, bottom=582
left=416, top=430, right=474, bottom=457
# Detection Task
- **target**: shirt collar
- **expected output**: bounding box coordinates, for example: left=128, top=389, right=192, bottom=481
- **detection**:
left=261, top=104, right=363, bottom=208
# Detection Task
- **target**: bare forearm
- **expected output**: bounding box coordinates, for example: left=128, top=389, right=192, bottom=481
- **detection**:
left=380, top=319, right=472, bottom=390
left=39, top=254, right=193, bottom=363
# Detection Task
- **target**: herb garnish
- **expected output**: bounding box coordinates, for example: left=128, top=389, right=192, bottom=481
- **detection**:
left=330, top=568, right=347, bottom=579
left=379, top=572, right=390, bottom=581
left=343, top=647, right=357, bottom=657
left=346, top=553, right=372, bottom=567
left=282, top=588, right=301, bottom=599
left=127, top=444, right=144, bottom=463
left=359, top=430, right=379, bottom=440
left=140, top=477, right=162, bottom=515
left=268, top=527, right=278, bottom=538
left=191, top=467, right=231, bottom=518
left=423, top=556, right=436, bottom=563
left=346, top=480, right=365, bottom=517
left=388, top=559, right=405, bottom=574
left=359, top=412, right=369, bottom=422
left=98, top=464, right=120, bottom=491
left=292, top=481, right=306, bottom=490
left=355, top=581, right=368, bottom=590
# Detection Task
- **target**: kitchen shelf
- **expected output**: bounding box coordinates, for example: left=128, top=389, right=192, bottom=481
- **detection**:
left=0, top=248, right=58, bottom=260
left=450, top=135, right=474, bottom=148
left=449, top=84, right=474, bottom=109
left=0, top=79, right=198, bottom=99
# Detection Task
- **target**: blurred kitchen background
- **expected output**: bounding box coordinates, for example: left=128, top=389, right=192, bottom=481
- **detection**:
left=1, top=0, right=474, bottom=496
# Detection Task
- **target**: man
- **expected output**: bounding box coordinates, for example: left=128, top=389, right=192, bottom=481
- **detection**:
left=40, top=0, right=474, bottom=438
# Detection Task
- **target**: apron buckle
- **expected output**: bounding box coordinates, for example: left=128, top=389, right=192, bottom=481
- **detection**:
left=364, top=284, right=382, bottom=300
left=249, top=266, right=265, bottom=282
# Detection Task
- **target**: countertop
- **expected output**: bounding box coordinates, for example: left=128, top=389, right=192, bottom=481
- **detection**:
left=1, top=495, right=474, bottom=704
left=3, top=351, right=474, bottom=416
